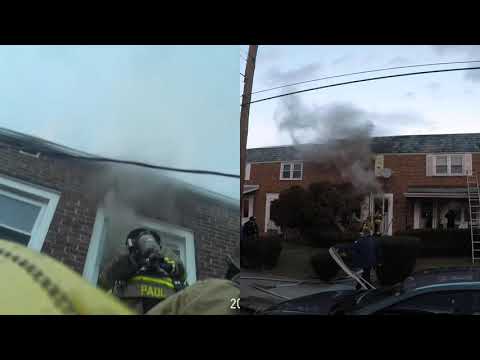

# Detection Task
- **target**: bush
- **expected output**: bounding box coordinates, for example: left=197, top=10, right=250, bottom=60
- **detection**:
left=259, top=233, right=283, bottom=269
left=302, top=227, right=357, bottom=248
left=311, top=249, right=340, bottom=281
left=376, top=235, right=420, bottom=286
left=395, top=229, right=470, bottom=257
left=240, top=233, right=283, bottom=270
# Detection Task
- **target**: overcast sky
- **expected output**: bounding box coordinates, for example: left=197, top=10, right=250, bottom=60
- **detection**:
left=0, top=45, right=239, bottom=199
left=242, top=45, right=480, bottom=149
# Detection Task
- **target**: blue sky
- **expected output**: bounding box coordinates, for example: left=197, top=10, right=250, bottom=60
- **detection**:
left=0, top=45, right=239, bottom=199
left=242, top=45, right=480, bottom=148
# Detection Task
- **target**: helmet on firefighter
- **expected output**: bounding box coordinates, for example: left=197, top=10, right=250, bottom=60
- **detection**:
left=126, top=228, right=162, bottom=258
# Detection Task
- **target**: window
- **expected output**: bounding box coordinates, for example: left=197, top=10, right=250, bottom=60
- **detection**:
left=85, top=213, right=197, bottom=286
left=434, top=154, right=465, bottom=176
left=451, top=155, right=463, bottom=174
left=280, top=162, right=303, bottom=180
left=0, top=175, right=59, bottom=251
left=435, top=156, right=448, bottom=175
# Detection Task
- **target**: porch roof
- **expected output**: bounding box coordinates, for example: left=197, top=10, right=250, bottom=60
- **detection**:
left=404, top=187, right=469, bottom=199
left=244, top=184, right=260, bottom=195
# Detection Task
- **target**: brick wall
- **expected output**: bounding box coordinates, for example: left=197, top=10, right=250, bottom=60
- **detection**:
left=0, top=145, right=100, bottom=273
left=246, top=161, right=342, bottom=233
left=247, top=154, right=480, bottom=234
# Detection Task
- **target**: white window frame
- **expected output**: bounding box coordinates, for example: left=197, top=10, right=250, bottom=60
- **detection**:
left=245, top=163, right=251, bottom=181
left=280, top=161, right=303, bottom=180
left=433, top=154, right=465, bottom=176
left=0, top=174, right=59, bottom=251
left=84, top=210, right=197, bottom=286
left=242, top=194, right=254, bottom=225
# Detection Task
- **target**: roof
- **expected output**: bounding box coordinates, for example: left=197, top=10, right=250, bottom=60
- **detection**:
left=243, top=184, right=259, bottom=194
left=404, top=187, right=469, bottom=198
left=0, top=127, right=239, bottom=207
left=247, top=133, right=480, bottom=162
left=0, top=126, right=96, bottom=158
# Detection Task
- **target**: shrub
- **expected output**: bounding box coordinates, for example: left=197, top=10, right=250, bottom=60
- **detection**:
left=259, top=233, right=283, bottom=269
left=376, top=235, right=420, bottom=286
left=240, top=233, right=283, bottom=270
left=311, top=249, right=339, bottom=281
left=302, top=227, right=358, bottom=248
left=395, top=229, right=470, bottom=257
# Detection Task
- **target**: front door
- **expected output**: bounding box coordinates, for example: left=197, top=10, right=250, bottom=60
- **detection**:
left=265, top=193, right=280, bottom=233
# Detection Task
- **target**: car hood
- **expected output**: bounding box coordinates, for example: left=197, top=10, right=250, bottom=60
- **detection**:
left=261, top=289, right=358, bottom=315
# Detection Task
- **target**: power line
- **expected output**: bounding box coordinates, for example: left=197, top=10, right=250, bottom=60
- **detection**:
left=247, top=60, right=480, bottom=97
left=0, top=143, right=240, bottom=179
left=244, top=66, right=480, bottom=106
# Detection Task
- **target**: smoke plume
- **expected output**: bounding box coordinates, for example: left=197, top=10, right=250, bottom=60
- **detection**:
left=275, top=96, right=381, bottom=194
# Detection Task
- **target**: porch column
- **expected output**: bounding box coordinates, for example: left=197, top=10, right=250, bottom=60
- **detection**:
left=414, top=200, right=420, bottom=229
left=432, top=199, right=438, bottom=229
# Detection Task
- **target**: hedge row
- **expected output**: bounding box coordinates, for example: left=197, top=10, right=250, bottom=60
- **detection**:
left=240, top=233, right=283, bottom=270
left=395, top=229, right=471, bottom=257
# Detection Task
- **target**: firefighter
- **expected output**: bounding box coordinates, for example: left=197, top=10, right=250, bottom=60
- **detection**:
left=374, top=211, right=383, bottom=236
left=99, top=228, right=187, bottom=314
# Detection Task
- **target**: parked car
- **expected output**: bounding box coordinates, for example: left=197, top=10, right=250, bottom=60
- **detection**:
left=261, top=267, right=480, bottom=315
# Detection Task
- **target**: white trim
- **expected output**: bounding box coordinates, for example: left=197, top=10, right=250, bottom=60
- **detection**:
left=242, top=195, right=254, bottom=225
left=83, top=207, right=106, bottom=284
left=279, top=161, right=303, bottom=181
left=245, top=163, right=251, bottom=181
left=0, top=174, right=59, bottom=251
left=414, top=201, right=420, bottom=229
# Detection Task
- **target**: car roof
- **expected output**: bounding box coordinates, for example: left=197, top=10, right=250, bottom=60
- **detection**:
left=403, top=267, right=480, bottom=291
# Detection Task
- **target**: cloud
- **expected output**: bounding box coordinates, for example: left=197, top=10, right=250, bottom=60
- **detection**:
left=265, top=63, right=322, bottom=84
left=427, top=81, right=441, bottom=92
left=387, top=56, right=410, bottom=66
left=431, top=46, right=480, bottom=82
left=331, top=54, right=350, bottom=66
left=404, top=91, right=416, bottom=99
left=432, top=45, right=480, bottom=56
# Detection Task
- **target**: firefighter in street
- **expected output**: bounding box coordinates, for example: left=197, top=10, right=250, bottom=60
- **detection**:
left=99, top=228, right=187, bottom=314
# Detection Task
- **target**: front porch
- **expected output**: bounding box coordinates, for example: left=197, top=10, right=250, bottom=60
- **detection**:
left=405, top=187, right=472, bottom=230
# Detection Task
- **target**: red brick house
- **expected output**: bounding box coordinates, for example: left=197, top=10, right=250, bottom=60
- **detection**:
left=0, top=127, right=239, bottom=286
left=244, top=133, right=480, bottom=236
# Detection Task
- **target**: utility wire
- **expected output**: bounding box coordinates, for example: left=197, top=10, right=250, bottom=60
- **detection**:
left=247, top=60, right=480, bottom=97
left=244, top=66, right=480, bottom=106
left=0, top=143, right=240, bottom=179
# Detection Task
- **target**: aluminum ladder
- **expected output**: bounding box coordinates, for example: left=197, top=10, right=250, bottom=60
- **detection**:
left=467, top=172, right=480, bottom=264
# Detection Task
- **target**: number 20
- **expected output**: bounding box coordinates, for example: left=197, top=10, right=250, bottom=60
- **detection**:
left=230, top=298, right=240, bottom=310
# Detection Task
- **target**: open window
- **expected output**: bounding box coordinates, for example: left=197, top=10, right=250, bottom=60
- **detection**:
left=84, top=210, right=197, bottom=286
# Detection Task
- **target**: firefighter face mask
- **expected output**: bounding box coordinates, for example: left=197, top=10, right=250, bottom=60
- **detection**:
left=136, top=234, right=161, bottom=257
